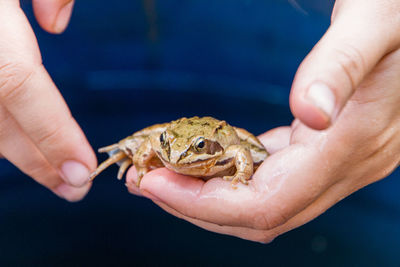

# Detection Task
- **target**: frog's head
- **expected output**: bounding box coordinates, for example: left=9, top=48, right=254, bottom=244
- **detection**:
left=151, top=117, right=238, bottom=169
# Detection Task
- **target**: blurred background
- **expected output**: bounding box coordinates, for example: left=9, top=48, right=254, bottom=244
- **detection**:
left=1, top=0, right=399, bottom=266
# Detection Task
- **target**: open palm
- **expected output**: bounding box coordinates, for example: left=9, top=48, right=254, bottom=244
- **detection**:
left=127, top=28, right=400, bottom=242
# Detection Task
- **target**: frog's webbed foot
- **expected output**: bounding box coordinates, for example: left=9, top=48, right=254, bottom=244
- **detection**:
left=117, top=158, right=133, bottom=180
left=89, top=150, right=127, bottom=181
left=222, top=145, right=253, bottom=188
left=223, top=172, right=249, bottom=187
left=135, top=167, right=151, bottom=187
left=132, top=138, right=156, bottom=187
left=98, top=143, right=119, bottom=153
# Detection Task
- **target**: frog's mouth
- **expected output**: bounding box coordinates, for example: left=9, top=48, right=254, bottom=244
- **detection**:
left=163, top=157, right=216, bottom=170
left=156, top=151, right=214, bottom=168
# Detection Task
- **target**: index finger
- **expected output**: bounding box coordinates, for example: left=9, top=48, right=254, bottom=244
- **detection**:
left=0, top=3, right=96, bottom=186
left=0, top=64, right=97, bottom=186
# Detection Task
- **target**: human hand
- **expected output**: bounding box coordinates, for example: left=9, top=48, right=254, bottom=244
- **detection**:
left=125, top=0, right=400, bottom=241
left=0, top=0, right=96, bottom=201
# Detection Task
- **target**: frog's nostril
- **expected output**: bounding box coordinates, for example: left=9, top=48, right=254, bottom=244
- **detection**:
left=178, top=151, right=187, bottom=163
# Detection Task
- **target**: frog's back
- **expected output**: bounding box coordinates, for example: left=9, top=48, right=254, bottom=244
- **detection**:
left=168, top=116, right=239, bottom=147
left=169, top=116, right=228, bottom=137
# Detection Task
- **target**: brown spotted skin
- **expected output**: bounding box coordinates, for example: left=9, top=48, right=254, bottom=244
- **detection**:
left=90, top=117, right=269, bottom=186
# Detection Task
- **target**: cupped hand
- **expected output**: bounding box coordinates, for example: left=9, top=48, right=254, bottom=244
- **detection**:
left=126, top=0, right=400, bottom=241
left=0, top=0, right=96, bottom=201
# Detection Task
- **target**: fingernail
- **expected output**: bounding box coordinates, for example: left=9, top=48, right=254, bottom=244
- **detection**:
left=306, top=82, right=336, bottom=119
left=60, top=160, right=90, bottom=187
left=54, top=183, right=91, bottom=202
left=54, top=1, right=74, bottom=33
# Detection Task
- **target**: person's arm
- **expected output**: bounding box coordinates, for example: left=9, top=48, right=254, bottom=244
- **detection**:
left=0, top=0, right=96, bottom=201
left=126, top=0, right=400, bottom=241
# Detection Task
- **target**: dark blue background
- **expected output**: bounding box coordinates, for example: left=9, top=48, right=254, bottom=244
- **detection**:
left=0, top=1, right=399, bottom=266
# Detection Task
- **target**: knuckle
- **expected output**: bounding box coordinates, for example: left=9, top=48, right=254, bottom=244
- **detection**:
left=333, top=44, right=367, bottom=93
left=0, top=62, right=39, bottom=104
left=28, top=162, right=54, bottom=181
left=35, top=117, right=71, bottom=148
left=20, top=156, right=62, bottom=189
left=252, top=211, right=271, bottom=230
left=252, top=206, right=288, bottom=230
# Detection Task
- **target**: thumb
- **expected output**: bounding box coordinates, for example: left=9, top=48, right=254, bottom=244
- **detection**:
left=32, top=0, right=74, bottom=34
left=290, top=0, right=400, bottom=130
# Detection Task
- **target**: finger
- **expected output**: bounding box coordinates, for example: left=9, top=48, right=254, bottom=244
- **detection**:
left=0, top=1, right=97, bottom=188
left=0, top=63, right=97, bottom=187
left=289, top=0, right=400, bottom=129
left=32, top=0, right=74, bottom=34
left=54, top=182, right=92, bottom=202
left=0, top=105, right=89, bottom=202
left=258, top=126, right=291, bottom=154
left=0, top=0, right=95, bottom=187
left=140, top=144, right=333, bottom=230
left=152, top=173, right=359, bottom=243
left=152, top=200, right=276, bottom=243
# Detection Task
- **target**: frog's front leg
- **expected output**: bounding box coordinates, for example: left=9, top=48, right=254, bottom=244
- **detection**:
left=133, top=138, right=157, bottom=186
left=222, top=145, right=253, bottom=186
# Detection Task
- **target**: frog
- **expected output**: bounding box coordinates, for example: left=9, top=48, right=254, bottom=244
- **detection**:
left=89, top=116, right=269, bottom=186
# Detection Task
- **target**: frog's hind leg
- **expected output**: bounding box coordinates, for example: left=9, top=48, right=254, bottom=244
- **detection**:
left=117, top=158, right=133, bottom=180
left=98, top=143, right=119, bottom=153
left=89, top=151, right=126, bottom=181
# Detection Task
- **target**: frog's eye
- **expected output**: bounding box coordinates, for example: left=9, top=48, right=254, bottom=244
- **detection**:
left=160, top=131, right=168, bottom=147
left=194, top=137, right=206, bottom=152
